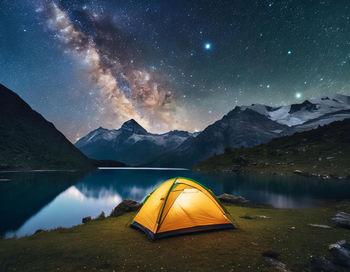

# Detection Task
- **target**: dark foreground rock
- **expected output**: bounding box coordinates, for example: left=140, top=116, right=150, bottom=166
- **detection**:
left=110, top=199, right=141, bottom=217
left=261, top=250, right=290, bottom=271
left=217, top=193, right=249, bottom=205
left=82, top=216, right=91, bottom=224
left=263, top=257, right=291, bottom=272
left=311, top=256, right=339, bottom=272
left=311, top=240, right=350, bottom=271
left=329, top=240, right=350, bottom=268
left=262, top=250, right=280, bottom=259
left=331, top=212, right=350, bottom=229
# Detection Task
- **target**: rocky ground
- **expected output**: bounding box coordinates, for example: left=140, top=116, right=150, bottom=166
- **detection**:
left=1, top=196, right=350, bottom=271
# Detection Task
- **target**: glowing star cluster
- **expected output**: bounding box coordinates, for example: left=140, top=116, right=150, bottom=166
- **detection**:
left=39, top=2, right=179, bottom=132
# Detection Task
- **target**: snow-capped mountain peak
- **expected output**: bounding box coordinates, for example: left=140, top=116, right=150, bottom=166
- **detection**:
left=75, top=127, right=120, bottom=147
left=75, top=120, right=198, bottom=165
left=120, top=119, right=148, bottom=135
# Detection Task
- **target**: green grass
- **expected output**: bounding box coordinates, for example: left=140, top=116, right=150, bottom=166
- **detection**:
left=1, top=204, right=350, bottom=271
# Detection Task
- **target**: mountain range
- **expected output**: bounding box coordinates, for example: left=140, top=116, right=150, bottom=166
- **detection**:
left=2, top=81, right=348, bottom=171
left=76, top=94, right=350, bottom=167
left=0, top=84, right=94, bottom=170
left=75, top=119, right=199, bottom=166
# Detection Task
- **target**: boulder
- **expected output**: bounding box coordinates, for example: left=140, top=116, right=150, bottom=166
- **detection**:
left=311, top=256, right=339, bottom=272
left=263, top=257, right=291, bottom=272
left=217, top=193, right=249, bottom=205
left=82, top=216, right=91, bottom=224
left=329, top=174, right=346, bottom=180
left=329, top=240, right=350, bottom=268
left=96, top=211, right=105, bottom=220
left=110, top=199, right=141, bottom=217
left=331, top=212, right=350, bottom=229
left=293, top=170, right=310, bottom=177
left=232, top=156, right=248, bottom=166
left=257, top=215, right=271, bottom=219
left=308, top=224, right=333, bottom=229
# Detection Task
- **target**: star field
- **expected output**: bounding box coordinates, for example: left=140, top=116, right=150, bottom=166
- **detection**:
left=1, top=0, right=350, bottom=141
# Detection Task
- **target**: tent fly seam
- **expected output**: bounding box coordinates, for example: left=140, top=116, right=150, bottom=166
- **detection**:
left=154, top=177, right=178, bottom=233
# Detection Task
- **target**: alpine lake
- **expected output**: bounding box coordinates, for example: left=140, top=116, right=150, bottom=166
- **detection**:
left=1, top=168, right=350, bottom=238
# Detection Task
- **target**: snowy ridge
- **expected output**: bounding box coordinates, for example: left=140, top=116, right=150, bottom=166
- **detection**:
left=242, top=94, right=350, bottom=127
left=75, top=127, right=121, bottom=147
left=126, top=133, right=190, bottom=147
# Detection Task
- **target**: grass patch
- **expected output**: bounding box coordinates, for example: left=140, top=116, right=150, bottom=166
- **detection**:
left=0, top=205, right=350, bottom=271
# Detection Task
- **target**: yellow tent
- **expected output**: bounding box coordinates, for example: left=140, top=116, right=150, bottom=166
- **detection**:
left=131, top=177, right=234, bottom=239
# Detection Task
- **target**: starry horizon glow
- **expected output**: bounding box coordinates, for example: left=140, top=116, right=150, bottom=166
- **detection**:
left=1, top=1, right=350, bottom=142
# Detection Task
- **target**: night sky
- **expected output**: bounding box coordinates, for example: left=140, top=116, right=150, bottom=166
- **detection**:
left=1, top=0, right=350, bottom=142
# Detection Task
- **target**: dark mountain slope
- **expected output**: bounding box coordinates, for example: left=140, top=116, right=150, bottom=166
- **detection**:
left=194, top=118, right=350, bottom=178
left=0, top=84, right=94, bottom=170
left=149, top=108, right=288, bottom=167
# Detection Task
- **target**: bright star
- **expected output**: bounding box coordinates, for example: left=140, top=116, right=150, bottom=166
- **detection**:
left=204, top=43, right=212, bottom=50
left=287, top=50, right=292, bottom=55
left=295, top=92, right=302, bottom=99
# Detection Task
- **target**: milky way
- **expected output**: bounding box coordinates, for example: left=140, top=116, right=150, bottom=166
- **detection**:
left=1, top=0, right=350, bottom=142
left=37, top=1, right=180, bottom=132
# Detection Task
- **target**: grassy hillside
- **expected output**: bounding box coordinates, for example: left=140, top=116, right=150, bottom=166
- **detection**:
left=194, top=119, right=350, bottom=178
left=0, top=84, right=94, bottom=170
left=0, top=204, right=350, bottom=271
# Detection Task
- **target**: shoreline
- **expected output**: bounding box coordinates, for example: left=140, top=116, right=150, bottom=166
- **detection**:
left=193, top=167, right=350, bottom=181
left=0, top=169, right=78, bottom=173
left=98, top=167, right=189, bottom=170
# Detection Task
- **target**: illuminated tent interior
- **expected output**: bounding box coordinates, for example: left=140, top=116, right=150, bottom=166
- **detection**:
left=131, top=177, right=234, bottom=239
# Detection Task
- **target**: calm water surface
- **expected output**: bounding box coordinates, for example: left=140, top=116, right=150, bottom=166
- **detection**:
left=1, top=168, right=350, bottom=238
